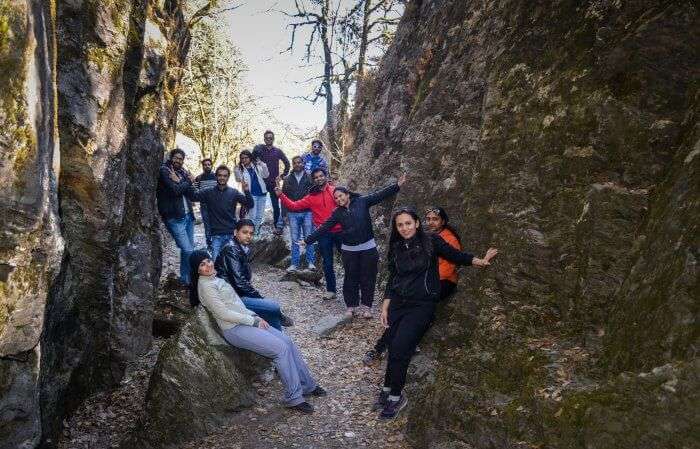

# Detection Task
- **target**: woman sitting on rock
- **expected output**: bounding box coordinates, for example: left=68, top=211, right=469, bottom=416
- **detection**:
left=374, top=207, right=497, bottom=419
left=188, top=249, right=326, bottom=414
left=301, top=173, right=407, bottom=319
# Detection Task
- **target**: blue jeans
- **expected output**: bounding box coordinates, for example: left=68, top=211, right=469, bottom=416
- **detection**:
left=164, top=213, right=195, bottom=284
left=201, top=204, right=212, bottom=247
left=209, top=234, right=233, bottom=262
left=317, top=232, right=342, bottom=293
left=247, top=195, right=267, bottom=232
left=289, top=211, right=315, bottom=266
left=241, top=296, right=282, bottom=330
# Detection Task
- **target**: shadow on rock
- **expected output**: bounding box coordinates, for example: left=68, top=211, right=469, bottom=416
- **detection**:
left=134, top=308, right=268, bottom=448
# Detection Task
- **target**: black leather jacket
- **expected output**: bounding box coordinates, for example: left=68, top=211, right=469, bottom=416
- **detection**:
left=215, top=238, right=263, bottom=298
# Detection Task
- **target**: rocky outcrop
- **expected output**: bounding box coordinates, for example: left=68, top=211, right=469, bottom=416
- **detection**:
left=1, top=1, right=191, bottom=447
left=0, top=2, right=62, bottom=448
left=344, top=1, right=698, bottom=448
left=140, top=308, right=267, bottom=448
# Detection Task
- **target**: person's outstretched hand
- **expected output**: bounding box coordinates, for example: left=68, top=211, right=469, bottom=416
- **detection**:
left=472, top=248, right=498, bottom=268
left=397, top=173, right=407, bottom=187
left=256, top=318, right=270, bottom=330
left=484, top=247, right=498, bottom=263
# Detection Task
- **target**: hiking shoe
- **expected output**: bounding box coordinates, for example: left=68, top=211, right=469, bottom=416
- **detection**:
left=379, top=394, right=408, bottom=419
left=322, top=292, right=336, bottom=301
left=372, top=389, right=390, bottom=411
left=361, top=306, right=373, bottom=319
left=304, top=386, right=328, bottom=397
left=280, top=312, right=295, bottom=327
left=362, top=349, right=384, bottom=366
left=286, top=264, right=298, bottom=272
left=289, top=401, right=314, bottom=414
left=307, top=263, right=316, bottom=270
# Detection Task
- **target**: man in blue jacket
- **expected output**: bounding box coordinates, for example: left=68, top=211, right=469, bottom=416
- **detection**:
left=301, top=139, right=329, bottom=176
left=157, top=148, right=196, bottom=285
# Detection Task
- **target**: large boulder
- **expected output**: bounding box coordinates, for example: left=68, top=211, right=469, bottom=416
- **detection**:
left=140, top=308, right=268, bottom=448
left=344, top=1, right=699, bottom=448
left=249, top=233, right=290, bottom=266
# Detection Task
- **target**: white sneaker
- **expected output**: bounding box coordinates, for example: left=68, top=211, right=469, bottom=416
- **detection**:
left=287, top=265, right=298, bottom=272
left=307, top=263, right=316, bottom=270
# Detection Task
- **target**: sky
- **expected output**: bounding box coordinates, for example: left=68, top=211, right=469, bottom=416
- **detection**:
left=221, top=1, right=332, bottom=133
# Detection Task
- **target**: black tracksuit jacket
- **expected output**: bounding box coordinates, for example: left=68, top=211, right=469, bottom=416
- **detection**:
left=384, top=234, right=474, bottom=304
left=304, top=184, right=400, bottom=246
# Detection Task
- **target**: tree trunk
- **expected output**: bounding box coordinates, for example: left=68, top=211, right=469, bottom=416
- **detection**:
left=320, top=0, right=338, bottom=161
left=357, top=0, right=371, bottom=78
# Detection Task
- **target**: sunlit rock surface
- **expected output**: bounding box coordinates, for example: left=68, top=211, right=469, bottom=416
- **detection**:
left=344, top=1, right=698, bottom=447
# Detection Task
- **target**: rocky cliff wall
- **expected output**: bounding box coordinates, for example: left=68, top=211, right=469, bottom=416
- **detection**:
left=0, top=1, right=190, bottom=447
left=344, top=1, right=698, bottom=448
left=0, top=1, right=61, bottom=448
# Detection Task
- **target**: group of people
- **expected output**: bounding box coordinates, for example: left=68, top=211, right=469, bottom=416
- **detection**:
left=156, top=131, right=498, bottom=419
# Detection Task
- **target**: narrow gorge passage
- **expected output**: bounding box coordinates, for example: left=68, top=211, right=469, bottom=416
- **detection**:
left=59, top=219, right=410, bottom=449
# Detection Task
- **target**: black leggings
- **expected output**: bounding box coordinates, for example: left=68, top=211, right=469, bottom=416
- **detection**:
left=341, top=248, right=379, bottom=307
left=383, top=303, right=436, bottom=396
left=374, top=280, right=456, bottom=353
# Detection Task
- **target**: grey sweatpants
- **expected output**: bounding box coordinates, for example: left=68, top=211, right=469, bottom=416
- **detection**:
left=223, top=325, right=317, bottom=406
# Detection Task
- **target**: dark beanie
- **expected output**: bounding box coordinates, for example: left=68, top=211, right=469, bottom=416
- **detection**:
left=188, top=249, right=211, bottom=307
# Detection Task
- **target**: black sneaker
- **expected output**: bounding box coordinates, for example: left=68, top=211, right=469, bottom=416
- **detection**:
left=362, top=349, right=384, bottom=366
left=372, top=389, right=390, bottom=411
left=379, top=394, right=407, bottom=419
left=289, top=401, right=314, bottom=414
left=304, top=386, right=327, bottom=397
left=280, top=312, right=294, bottom=327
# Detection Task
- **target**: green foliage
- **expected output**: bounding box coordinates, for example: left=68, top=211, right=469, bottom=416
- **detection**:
left=179, top=18, right=255, bottom=167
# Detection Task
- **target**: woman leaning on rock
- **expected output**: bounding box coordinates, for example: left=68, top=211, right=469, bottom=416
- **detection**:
left=373, top=207, right=498, bottom=419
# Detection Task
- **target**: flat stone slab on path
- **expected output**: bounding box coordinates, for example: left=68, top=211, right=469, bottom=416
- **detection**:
left=311, top=313, right=352, bottom=338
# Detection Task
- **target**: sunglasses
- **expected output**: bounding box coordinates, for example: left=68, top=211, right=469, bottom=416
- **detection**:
left=312, top=143, right=322, bottom=149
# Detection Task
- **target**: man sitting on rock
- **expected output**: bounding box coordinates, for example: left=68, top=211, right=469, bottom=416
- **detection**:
left=215, top=219, right=294, bottom=330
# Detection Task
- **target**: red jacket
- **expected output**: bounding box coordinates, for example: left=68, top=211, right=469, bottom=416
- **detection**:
left=279, top=183, right=342, bottom=232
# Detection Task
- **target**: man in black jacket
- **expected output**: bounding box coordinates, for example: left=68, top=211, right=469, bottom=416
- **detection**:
left=191, top=164, right=254, bottom=260
left=215, top=219, right=294, bottom=330
left=157, top=148, right=196, bottom=285
left=282, top=156, right=315, bottom=271
left=195, top=158, right=217, bottom=247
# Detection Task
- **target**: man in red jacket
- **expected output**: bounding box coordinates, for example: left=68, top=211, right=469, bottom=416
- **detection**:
left=276, top=167, right=341, bottom=300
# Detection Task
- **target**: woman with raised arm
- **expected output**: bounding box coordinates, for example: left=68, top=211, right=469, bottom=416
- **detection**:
left=188, top=250, right=326, bottom=414
left=302, top=174, right=407, bottom=319
left=374, top=207, right=498, bottom=419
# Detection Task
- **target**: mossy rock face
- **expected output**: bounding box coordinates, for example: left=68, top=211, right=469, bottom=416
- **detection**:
left=140, top=308, right=267, bottom=448
left=343, top=0, right=699, bottom=447
left=0, top=1, right=62, bottom=448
